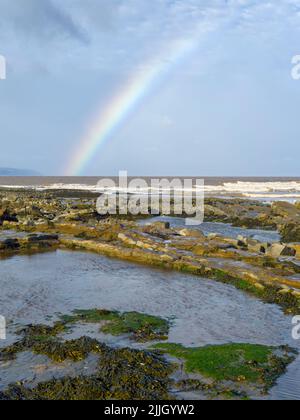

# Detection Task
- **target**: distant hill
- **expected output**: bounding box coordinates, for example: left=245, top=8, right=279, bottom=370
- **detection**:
left=0, top=168, right=41, bottom=176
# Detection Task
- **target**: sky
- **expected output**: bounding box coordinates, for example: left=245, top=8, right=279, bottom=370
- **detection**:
left=0, top=0, right=300, bottom=176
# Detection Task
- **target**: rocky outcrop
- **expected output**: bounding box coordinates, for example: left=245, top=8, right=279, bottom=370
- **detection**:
left=0, top=189, right=299, bottom=314
left=0, top=209, right=18, bottom=225
left=177, top=228, right=205, bottom=239
left=0, top=234, right=59, bottom=253
left=272, top=201, right=300, bottom=218
left=266, top=243, right=296, bottom=258
left=280, top=222, right=300, bottom=243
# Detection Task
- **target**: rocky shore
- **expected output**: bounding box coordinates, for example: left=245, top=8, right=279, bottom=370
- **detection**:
left=1, top=190, right=299, bottom=313
left=0, top=188, right=299, bottom=400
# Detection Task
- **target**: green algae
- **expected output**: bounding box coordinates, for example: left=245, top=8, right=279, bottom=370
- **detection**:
left=61, top=309, right=169, bottom=342
left=0, top=309, right=169, bottom=363
left=153, top=343, right=297, bottom=390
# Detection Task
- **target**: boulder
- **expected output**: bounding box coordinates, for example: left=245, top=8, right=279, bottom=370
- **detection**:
left=177, top=228, right=205, bottom=239
left=207, top=233, right=219, bottom=240
left=152, top=221, right=170, bottom=230
left=246, top=239, right=270, bottom=254
left=204, top=205, right=227, bottom=220
left=117, top=233, right=137, bottom=246
left=280, top=223, right=300, bottom=243
left=266, top=243, right=296, bottom=258
left=237, top=235, right=248, bottom=248
left=271, top=202, right=300, bottom=218
left=0, top=238, right=20, bottom=250
left=0, top=209, right=18, bottom=224
left=27, top=234, right=59, bottom=242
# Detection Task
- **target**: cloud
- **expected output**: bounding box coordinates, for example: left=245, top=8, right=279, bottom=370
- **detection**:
left=0, top=0, right=89, bottom=44
left=1, top=0, right=300, bottom=75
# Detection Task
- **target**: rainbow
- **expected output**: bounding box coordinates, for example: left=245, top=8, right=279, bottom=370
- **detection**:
left=65, top=36, right=202, bottom=175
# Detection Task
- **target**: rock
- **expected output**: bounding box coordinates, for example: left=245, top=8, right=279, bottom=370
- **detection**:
left=207, top=233, right=219, bottom=240
left=136, top=241, right=154, bottom=251
left=280, top=223, right=300, bottom=243
left=237, top=235, right=247, bottom=248
left=143, top=223, right=172, bottom=240
left=204, top=205, right=227, bottom=220
left=177, top=229, right=205, bottom=239
left=266, top=243, right=296, bottom=258
left=0, top=209, right=18, bottom=224
left=271, top=201, right=300, bottom=218
left=293, top=244, right=300, bottom=258
left=0, top=239, right=20, bottom=250
left=254, top=283, right=265, bottom=291
left=27, top=234, right=59, bottom=242
left=117, top=233, right=136, bottom=246
left=246, top=239, right=270, bottom=254
left=152, top=222, right=170, bottom=230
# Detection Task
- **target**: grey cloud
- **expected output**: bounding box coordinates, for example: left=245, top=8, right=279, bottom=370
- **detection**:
left=0, top=0, right=89, bottom=44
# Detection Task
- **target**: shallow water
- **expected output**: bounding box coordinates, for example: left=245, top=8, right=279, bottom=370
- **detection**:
left=0, top=230, right=28, bottom=239
left=140, top=216, right=281, bottom=243
left=0, top=352, right=99, bottom=391
left=0, top=250, right=299, bottom=399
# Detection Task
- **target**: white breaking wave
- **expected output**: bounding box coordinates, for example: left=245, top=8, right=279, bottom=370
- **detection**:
left=0, top=180, right=300, bottom=200
left=202, top=181, right=300, bottom=194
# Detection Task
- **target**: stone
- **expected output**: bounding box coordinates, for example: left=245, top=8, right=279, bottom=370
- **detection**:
left=246, top=239, right=270, bottom=254
left=207, top=233, right=220, bottom=240
left=204, top=205, right=227, bottom=219
left=152, top=221, right=170, bottom=230
left=266, top=243, right=296, bottom=258
left=271, top=201, right=300, bottom=218
left=0, top=209, right=18, bottom=224
left=0, top=239, right=20, bottom=250
left=237, top=235, right=248, bottom=248
left=27, top=234, right=59, bottom=242
left=177, top=228, right=205, bottom=239
left=117, top=233, right=136, bottom=246
left=280, top=223, right=300, bottom=243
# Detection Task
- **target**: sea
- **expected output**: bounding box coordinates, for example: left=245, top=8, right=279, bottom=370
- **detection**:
left=0, top=176, right=300, bottom=201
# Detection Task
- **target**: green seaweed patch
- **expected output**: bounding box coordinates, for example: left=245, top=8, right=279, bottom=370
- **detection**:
left=60, top=309, right=116, bottom=324
left=61, top=309, right=170, bottom=343
left=0, top=310, right=169, bottom=363
left=153, top=343, right=296, bottom=390
left=100, top=312, right=169, bottom=342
